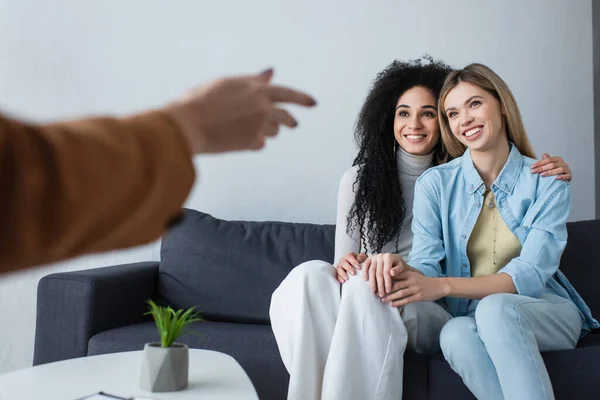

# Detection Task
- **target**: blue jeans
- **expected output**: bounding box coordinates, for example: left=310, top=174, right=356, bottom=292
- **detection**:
left=440, top=289, right=582, bottom=400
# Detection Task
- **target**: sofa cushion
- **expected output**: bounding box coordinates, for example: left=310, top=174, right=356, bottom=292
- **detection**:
left=576, top=330, right=600, bottom=348
left=88, top=321, right=288, bottom=400
left=158, top=209, right=335, bottom=324
left=428, top=354, right=476, bottom=400
left=401, top=351, right=429, bottom=400
left=560, top=220, right=600, bottom=320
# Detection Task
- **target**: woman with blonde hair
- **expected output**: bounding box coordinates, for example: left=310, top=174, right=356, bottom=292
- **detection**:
left=372, top=63, right=598, bottom=399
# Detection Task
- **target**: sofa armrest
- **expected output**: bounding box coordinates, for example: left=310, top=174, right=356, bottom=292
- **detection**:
left=33, top=261, right=159, bottom=365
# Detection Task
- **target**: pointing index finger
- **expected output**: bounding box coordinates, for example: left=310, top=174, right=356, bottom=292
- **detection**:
left=267, top=85, right=317, bottom=107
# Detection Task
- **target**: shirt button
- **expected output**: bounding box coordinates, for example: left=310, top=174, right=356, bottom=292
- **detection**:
left=461, top=234, right=466, bottom=239
left=475, top=202, right=480, bottom=207
left=469, top=184, right=474, bottom=190
left=462, top=263, right=467, bottom=268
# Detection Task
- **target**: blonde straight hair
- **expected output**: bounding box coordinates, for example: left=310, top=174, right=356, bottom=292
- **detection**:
left=438, top=63, right=536, bottom=159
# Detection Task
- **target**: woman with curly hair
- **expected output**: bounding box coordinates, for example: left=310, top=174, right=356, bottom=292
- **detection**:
left=269, top=57, right=571, bottom=400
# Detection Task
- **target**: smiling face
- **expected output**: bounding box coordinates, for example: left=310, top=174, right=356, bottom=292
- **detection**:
left=443, top=81, right=507, bottom=155
left=393, top=86, right=440, bottom=156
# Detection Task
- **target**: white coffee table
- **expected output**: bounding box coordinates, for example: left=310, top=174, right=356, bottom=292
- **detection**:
left=0, top=349, right=258, bottom=400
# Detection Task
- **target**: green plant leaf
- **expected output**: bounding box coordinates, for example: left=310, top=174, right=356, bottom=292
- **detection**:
left=145, top=299, right=203, bottom=347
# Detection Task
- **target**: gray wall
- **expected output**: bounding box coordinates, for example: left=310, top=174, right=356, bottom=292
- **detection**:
left=0, top=0, right=594, bottom=372
left=595, top=0, right=600, bottom=218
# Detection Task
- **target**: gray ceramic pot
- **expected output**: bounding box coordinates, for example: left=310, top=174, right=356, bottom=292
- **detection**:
left=140, top=342, right=189, bottom=392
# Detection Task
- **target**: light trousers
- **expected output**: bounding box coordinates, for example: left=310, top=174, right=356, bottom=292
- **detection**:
left=270, top=260, right=452, bottom=400
left=440, top=290, right=582, bottom=400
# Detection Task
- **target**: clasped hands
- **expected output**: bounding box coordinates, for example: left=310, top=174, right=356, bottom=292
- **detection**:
left=335, top=252, right=450, bottom=307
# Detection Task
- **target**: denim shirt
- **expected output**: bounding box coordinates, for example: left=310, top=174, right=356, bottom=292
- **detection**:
left=407, top=144, right=599, bottom=334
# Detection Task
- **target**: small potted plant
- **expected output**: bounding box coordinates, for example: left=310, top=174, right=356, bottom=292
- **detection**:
left=140, top=299, right=203, bottom=392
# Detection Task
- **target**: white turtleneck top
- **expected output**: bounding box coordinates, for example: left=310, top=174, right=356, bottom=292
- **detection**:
left=333, top=147, right=434, bottom=263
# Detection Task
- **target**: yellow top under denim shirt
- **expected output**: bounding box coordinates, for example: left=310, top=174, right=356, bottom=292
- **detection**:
left=468, top=189, right=522, bottom=277
left=407, top=143, right=599, bottom=335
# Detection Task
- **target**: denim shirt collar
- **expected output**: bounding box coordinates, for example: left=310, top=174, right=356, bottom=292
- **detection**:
left=462, top=143, right=524, bottom=195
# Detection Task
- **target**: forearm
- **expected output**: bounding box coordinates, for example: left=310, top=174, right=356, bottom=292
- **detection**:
left=0, top=111, right=195, bottom=272
left=443, top=272, right=517, bottom=300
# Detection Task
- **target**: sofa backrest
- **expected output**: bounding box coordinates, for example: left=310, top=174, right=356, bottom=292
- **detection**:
left=158, top=208, right=335, bottom=324
left=560, top=220, right=600, bottom=320
left=159, top=208, right=600, bottom=325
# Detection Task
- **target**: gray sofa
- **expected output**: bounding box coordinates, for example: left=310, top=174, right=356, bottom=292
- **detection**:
left=34, top=208, right=600, bottom=399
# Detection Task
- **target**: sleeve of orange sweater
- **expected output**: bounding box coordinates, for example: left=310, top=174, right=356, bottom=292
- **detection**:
left=0, top=110, right=196, bottom=273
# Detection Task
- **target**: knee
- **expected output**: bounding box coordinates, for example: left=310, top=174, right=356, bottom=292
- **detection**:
left=341, top=272, right=375, bottom=301
left=439, top=317, right=477, bottom=358
left=272, top=260, right=336, bottom=301
left=287, top=260, right=336, bottom=285
left=475, top=293, right=520, bottom=338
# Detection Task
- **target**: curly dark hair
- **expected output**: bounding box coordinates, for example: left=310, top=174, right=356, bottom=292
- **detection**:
left=348, top=55, right=453, bottom=253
